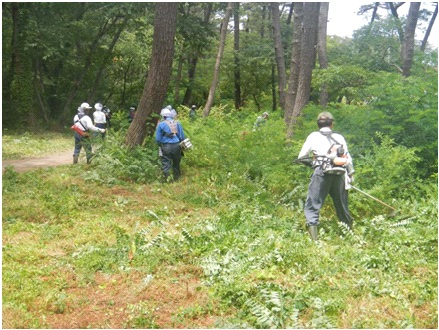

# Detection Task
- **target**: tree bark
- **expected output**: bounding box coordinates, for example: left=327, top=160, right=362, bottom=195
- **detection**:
left=203, top=3, right=233, bottom=117
left=284, top=2, right=303, bottom=126
left=317, top=2, right=329, bottom=107
left=125, top=2, right=178, bottom=147
left=402, top=2, right=420, bottom=77
left=286, top=2, right=320, bottom=139
left=270, top=2, right=287, bottom=110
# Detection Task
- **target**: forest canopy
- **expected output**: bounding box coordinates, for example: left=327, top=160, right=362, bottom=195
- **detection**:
left=2, top=2, right=438, bottom=175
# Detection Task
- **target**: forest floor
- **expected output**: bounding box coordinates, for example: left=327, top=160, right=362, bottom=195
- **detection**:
left=2, top=150, right=73, bottom=173
left=2, top=149, right=220, bottom=328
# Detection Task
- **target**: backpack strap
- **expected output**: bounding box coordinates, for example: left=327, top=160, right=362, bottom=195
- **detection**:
left=320, top=131, right=342, bottom=154
left=320, top=130, right=341, bottom=144
left=75, top=114, right=88, bottom=132
left=164, top=120, right=182, bottom=141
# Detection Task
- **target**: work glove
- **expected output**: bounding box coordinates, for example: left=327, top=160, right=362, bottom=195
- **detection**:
left=100, top=129, right=106, bottom=133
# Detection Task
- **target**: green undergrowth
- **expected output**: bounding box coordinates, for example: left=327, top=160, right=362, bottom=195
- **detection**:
left=2, top=106, right=437, bottom=328
left=2, top=130, right=72, bottom=159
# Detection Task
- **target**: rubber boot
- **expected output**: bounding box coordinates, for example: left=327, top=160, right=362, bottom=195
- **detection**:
left=307, top=225, right=318, bottom=241
left=86, top=154, right=94, bottom=164
left=73, top=155, right=79, bottom=164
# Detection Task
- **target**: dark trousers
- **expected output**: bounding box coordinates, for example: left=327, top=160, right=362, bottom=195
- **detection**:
left=73, top=133, right=92, bottom=160
left=160, top=142, right=182, bottom=181
left=94, top=123, right=106, bottom=139
left=304, top=168, right=353, bottom=228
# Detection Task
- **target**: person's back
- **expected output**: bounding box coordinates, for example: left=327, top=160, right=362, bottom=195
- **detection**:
left=155, top=107, right=186, bottom=182
left=93, top=103, right=106, bottom=126
left=297, top=112, right=354, bottom=240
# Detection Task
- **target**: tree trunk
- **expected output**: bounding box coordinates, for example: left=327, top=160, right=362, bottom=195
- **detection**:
left=125, top=2, right=178, bottom=148
left=284, top=2, right=303, bottom=126
left=388, top=2, right=405, bottom=44
left=174, top=54, right=183, bottom=105
left=33, top=57, right=50, bottom=125
left=2, top=3, right=20, bottom=128
left=59, top=14, right=114, bottom=123
left=287, top=2, right=294, bottom=25
left=271, top=2, right=287, bottom=110
left=89, top=16, right=129, bottom=102
left=286, top=2, right=320, bottom=139
left=317, top=2, right=329, bottom=107
left=271, top=63, right=277, bottom=111
left=182, top=3, right=213, bottom=106
left=182, top=56, right=198, bottom=106
left=233, top=2, right=241, bottom=110
left=421, top=2, right=437, bottom=52
left=402, top=2, right=420, bottom=77
left=203, top=3, right=233, bottom=117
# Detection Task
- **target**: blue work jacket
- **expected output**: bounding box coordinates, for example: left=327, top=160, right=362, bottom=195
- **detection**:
left=155, top=117, right=185, bottom=144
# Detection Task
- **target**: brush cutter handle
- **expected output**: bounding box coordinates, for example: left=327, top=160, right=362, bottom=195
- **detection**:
left=294, top=156, right=313, bottom=167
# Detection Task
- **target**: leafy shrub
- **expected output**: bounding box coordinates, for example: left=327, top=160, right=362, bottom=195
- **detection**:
left=2, top=105, right=437, bottom=329
left=84, top=126, right=161, bottom=184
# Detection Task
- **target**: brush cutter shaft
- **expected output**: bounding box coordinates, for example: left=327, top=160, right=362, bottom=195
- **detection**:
left=351, top=185, right=397, bottom=211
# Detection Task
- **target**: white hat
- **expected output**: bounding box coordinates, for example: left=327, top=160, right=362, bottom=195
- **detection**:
left=160, top=108, right=172, bottom=118
left=94, top=103, right=103, bottom=111
left=80, top=102, right=92, bottom=109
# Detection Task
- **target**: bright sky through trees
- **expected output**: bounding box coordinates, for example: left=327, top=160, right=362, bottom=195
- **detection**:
left=327, top=1, right=438, bottom=48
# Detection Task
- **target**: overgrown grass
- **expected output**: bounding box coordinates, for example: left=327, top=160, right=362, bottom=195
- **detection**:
left=2, top=130, right=72, bottom=159
left=2, top=107, right=437, bottom=328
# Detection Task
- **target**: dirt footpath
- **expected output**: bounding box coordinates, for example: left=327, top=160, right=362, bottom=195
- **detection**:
left=2, top=150, right=73, bottom=173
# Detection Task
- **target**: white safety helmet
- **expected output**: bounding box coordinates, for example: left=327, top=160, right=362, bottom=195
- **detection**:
left=165, top=105, right=172, bottom=110
left=160, top=108, right=173, bottom=118
left=94, top=103, right=103, bottom=111
left=80, top=102, right=92, bottom=109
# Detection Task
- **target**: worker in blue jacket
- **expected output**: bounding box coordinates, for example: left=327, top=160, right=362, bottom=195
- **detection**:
left=155, top=107, right=186, bottom=182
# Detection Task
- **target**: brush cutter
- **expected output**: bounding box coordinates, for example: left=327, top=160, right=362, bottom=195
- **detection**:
left=350, top=185, right=419, bottom=221
left=350, top=185, right=399, bottom=217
